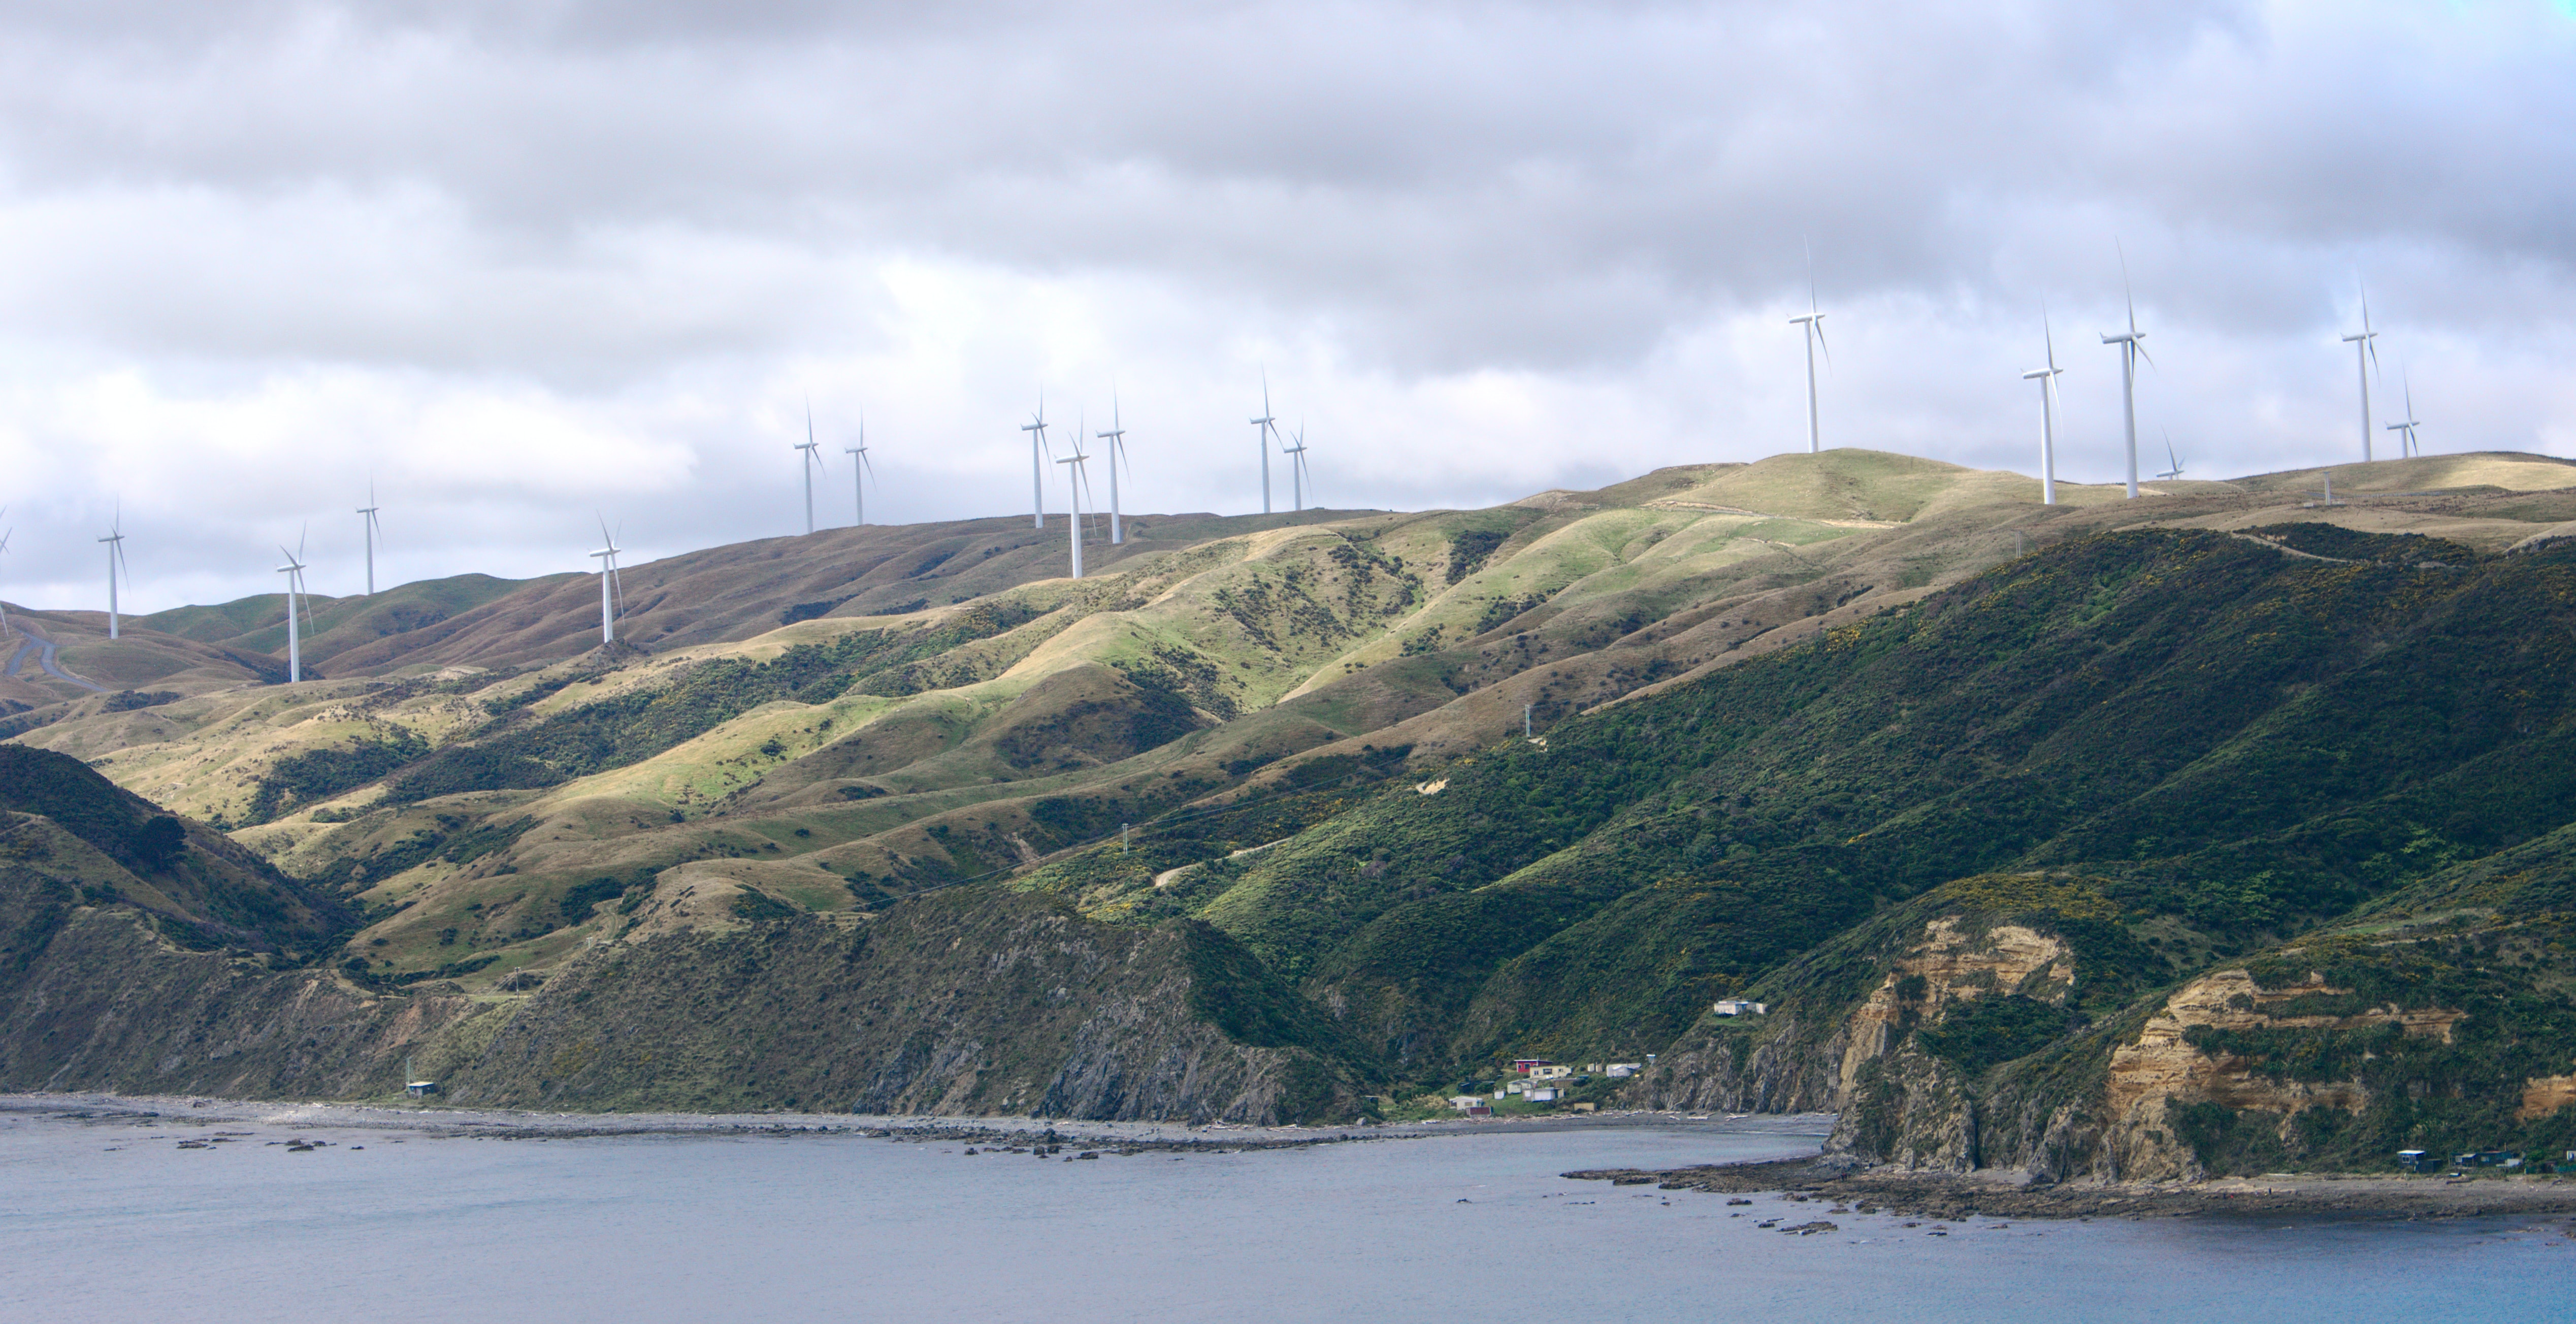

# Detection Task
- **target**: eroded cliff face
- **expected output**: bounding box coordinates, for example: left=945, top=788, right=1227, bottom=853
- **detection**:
left=1837, top=919, right=2072, bottom=1095
left=2519, top=1075, right=2576, bottom=1121
left=2100, top=969, right=2464, bottom=1181
left=1633, top=1005, right=1846, bottom=1114
left=1642, top=915, right=2073, bottom=1124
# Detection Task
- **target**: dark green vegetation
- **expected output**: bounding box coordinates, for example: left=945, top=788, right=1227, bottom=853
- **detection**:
left=0, top=745, right=348, bottom=965
left=1016, top=527, right=2576, bottom=1166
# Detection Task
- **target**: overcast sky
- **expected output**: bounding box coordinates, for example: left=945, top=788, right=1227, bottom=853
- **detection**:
left=2, top=1, right=2571, bottom=611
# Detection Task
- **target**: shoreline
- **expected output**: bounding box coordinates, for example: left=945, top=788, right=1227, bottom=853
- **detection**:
left=0, top=1090, right=1831, bottom=1154
left=1565, top=1156, right=2576, bottom=1222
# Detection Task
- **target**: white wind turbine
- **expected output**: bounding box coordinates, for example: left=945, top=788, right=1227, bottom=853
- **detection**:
left=356, top=485, right=385, bottom=595
left=1095, top=397, right=1131, bottom=545
left=1055, top=416, right=1093, bottom=579
left=1788, top=242, right=1829, bottom=455
left=2157, top=431, right=2186, bottom=481
left=2341, top=283, right=2381, bottom=462
left=1252, top=374, right=1282, bottom=514
left=2021, top=313, right=2066, bottom=505
left=2386, top=370, right=2423, bottom=458
left=844, top=418, right=876, bottom=526
left=1282, top=424, right=1312, bottom=512
left=796, top=407, right=826, bottom=535
left=0, top=510, right=12, bottom=639
left=100, top=510, right=129, bottom=639
left=2101, top=252, right=2153, bottom=499
left=1021, top=396, right=1051, bottom=529
left=589, top=518, right=625, bottom=646
left=276, top=532, right=314, bottom=684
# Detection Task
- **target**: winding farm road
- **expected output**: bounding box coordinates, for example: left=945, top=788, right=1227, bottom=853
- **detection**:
left=4, top=619, right=105, bottom=693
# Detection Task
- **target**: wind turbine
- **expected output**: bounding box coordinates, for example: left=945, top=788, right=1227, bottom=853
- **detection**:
left=2021, top=313, right=2065, bottom=505
left=0, top=511, right=12, bottom=639
left=1252, top=374, right=1281, bottom=514
left=2386, top=370, right=2423, bottom=458
left=1095, top=396, right=1130, bottom=545
left=1056, top=419, right=1092, bottom=579
left=1283, top=425, right=1312, bottom=512
left=356, top=485, right=384, bottom=596
left=276, top=532, right=313, bottom=684
left=589, top=518, right=625, bottom=646
left=795, top=407, right=825, bottom=535
left=1788, top=241, right=1829, bottom=454
left=1021, top=396, right=1051, bottom=529
left=844, top=418, right=875, bottom=526
left=100, top=511, right=129, bottom=639
left=2101, top=251, right=2153, bottom=499
left=2341, top=283, right=2381, bottom=462
left=2157, top=431, right=2186, bottom=481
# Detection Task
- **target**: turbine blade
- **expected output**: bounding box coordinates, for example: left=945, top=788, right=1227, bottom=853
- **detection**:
left=2118, top=239, right=2137, bottom=335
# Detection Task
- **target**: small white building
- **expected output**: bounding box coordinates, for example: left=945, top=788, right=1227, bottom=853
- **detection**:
left=1528, top=1087, right=1559, bottom=1103
left=1711, top=999, right=1769, bottom=1017
left=1604, top=1062, right=1644, bottom=1078
left=1449, top=1095, right=1486, bottom=1111
left=1528, top=1063, right=1573, bottom=1082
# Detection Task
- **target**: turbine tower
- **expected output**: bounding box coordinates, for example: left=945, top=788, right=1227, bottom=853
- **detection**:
left=1056, top=427, right=1092, bottom=579
left=1282, top=425, right=1312, bottom=512
left=276, top=534, right=312, bottom=684
left=2386, top=372, right=2422, bottom=458
left=1, top=512, right=13, bottom=639
left=1021, top=396, right=1051, bottom=529
left=844, top=419, right=875, bottom=526
left=99, top=513, right=128, bottom=639
left=2020, top=315, right=2065, bottom=505
left=2341, top=284, right=2381, bottom=462
left=1095, top=397, right=1129, bottom=545
left=2100, top=255, right=2152, bottom=499
left=1252, top=375, right=1280, bottom=514
left=356, top=486, right=384, bottom=595
left=796, top=407, right=825, bottom=535
left=1788, top=245, right=1829, bottom=455
left=589, top=519, right=624, bottom=646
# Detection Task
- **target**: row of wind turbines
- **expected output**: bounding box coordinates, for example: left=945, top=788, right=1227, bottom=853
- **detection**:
left=46, top=271, right=2436, bottom=670
left=69, top=496, right=385, bottom=685
left=791, top=378, right=1322, bottom=589
left=1789, top=256, right=2430, bottom=505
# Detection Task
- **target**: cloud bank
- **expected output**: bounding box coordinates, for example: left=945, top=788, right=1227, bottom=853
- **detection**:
left=0, top=1, right=2569, bottom=609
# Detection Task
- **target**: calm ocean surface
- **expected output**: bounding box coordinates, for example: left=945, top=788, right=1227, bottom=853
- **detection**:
left=3, top=1107, right=2567, bottom=1322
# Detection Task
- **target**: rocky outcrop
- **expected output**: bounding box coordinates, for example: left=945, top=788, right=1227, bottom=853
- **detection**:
left=1633, top=1005, right=1846, bottom=1114
left=1836, top=918, right=2072, bottom=1095
left=2099, top=969, right=2463, bottom=1181
left=2519, top=1075, right=2576, bottom=1121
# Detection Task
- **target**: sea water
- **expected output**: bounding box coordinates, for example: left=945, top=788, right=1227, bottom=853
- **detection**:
left=1, top=1107, right=2566, bottom=1323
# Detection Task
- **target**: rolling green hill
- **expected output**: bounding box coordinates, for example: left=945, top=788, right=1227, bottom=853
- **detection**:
left=7, top=448, right=2576, bottom=1155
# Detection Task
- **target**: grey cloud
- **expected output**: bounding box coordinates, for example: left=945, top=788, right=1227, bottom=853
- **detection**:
left=0, top=1, right=2570, bottom=609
